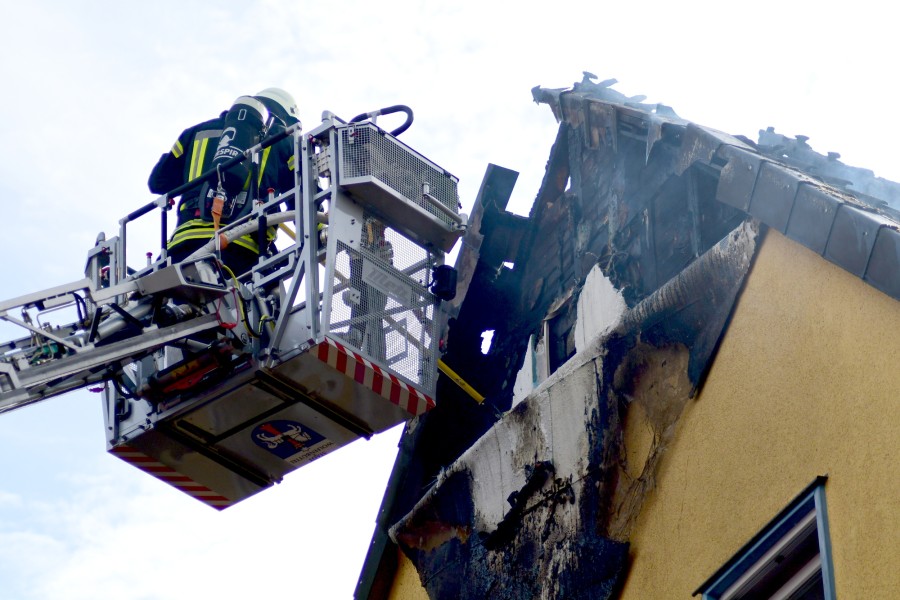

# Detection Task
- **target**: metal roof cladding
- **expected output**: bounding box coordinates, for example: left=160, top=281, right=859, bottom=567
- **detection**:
left=534, top=74, right=900, bottom=302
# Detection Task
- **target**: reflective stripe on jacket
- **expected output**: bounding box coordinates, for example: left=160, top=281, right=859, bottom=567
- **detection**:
left=149, top=113, right=296, bottom=254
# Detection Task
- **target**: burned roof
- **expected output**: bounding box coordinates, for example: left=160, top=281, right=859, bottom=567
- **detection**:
left=533, top=74, right=900, bottom=300
left=356, top=75, right=900, bottom=598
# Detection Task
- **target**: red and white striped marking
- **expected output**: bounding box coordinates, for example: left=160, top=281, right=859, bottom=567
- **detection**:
left=316, top=336, right=436, bottom=416
left=110, top=445, right=234, bottom=510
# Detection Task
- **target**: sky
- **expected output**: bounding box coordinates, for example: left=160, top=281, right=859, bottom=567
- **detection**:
left=0, top=1, right=898, bottom=598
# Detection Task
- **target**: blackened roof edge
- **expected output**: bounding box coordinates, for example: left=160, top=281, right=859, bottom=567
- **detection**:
left=535, top=74, right=900, bottom=302
left=357, top=77, right=900, bottom=598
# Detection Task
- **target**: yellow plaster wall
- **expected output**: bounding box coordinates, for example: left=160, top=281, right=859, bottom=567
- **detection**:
left=387, top=549, right=429, bottom=600
left=619, top=229, right=900, bottom=599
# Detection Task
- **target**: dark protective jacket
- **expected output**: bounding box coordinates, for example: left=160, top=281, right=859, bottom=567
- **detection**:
left=148, top=112, right=296, bottom=255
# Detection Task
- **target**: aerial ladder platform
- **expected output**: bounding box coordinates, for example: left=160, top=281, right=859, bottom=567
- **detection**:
left=0, top=106, right=466, bottom=509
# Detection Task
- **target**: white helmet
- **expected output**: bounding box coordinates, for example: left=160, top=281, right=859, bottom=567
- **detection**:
left=255, top=87, right=300, bottom=126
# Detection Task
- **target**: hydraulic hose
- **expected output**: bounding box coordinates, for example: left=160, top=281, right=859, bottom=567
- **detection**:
left=350, top=105, right=414, bottom=137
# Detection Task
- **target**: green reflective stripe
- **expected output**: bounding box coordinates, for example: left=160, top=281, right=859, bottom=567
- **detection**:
left=169, top=221, right=261, bottom=254
left=258, top=147, right=271, bottom=186
left=189, top=137, right=211, bottom=181
left=172, top=140, right=184, bottom=158
left=168, top=228, right=214, bottom=249
left=230, top=236, right=260, bottom=253
left=174, top=219, right=214, bottom=232
left=168, top=232, right=260, bottom=254
left=188, top=140, right=202, bottom=181
left=185, top=129, right=222, bottom=182
left=179, top=196, right=200, bottom=214
left=198, top=137, right=210, bottom=179
left=287, top=154, right=295, bottom=171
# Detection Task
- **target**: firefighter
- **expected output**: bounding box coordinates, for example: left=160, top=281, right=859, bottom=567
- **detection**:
left=148, top=88, right=301, bottom=277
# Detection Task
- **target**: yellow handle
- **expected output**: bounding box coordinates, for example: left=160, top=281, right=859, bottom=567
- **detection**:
left=278, top=223, right=296, bottom=240
left=438, top=359, right=485, bottom=404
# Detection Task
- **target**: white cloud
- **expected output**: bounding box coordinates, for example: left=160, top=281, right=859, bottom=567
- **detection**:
left=0, top=418, right=403, bottom=600
left=0, top=491, right=22, bottom=508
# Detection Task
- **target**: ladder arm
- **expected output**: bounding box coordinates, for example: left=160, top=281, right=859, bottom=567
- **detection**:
left=0, top=256, right=230, bottom=414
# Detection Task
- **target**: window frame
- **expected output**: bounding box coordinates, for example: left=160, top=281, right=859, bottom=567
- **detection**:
left=694, top=476, right=837, bottom=600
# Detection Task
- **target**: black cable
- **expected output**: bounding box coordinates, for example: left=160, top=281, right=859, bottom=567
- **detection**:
left=349, top=105, right=414, bottom=136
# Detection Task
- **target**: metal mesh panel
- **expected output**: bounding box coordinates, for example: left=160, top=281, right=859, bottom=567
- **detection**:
left=338, top=124, right=459, bottom=226
left=326, top=220, right=438, bottom=392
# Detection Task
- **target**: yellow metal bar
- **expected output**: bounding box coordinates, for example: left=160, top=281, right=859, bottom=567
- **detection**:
left=278, top=223, right=296, bottom=240
left=438, top=359, right=485, bottom=404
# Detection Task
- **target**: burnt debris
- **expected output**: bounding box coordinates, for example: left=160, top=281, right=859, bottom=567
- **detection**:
left=357, top=75, right=900, bottom=599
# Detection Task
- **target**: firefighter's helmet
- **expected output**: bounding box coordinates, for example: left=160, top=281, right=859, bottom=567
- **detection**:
left=255, top=87, right=300, bottom=126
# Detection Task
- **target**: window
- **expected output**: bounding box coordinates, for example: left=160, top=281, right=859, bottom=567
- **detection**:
left=545, top=298, right=577, bottom=374
left=695, top=477, right=836, bottom=600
